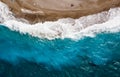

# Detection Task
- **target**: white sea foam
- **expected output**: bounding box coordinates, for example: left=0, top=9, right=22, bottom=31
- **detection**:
left=0, top=1, right=15, bottom=23
left=0, top=1, right=120, bottom=40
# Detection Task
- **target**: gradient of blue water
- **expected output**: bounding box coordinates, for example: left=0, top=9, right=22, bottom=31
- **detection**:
left=0, top=25, right=120, bottom=77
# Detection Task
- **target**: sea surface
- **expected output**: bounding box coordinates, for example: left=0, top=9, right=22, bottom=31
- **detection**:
left=0, top=25, right=120, bottom=77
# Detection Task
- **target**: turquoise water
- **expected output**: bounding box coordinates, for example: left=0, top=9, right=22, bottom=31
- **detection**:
left=0, top=25, right=120, bottom=77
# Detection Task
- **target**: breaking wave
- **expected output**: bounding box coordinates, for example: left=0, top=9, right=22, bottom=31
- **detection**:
left=0, top=2, right=120, bottom=40
left=1, top=25, right=120, bottom=69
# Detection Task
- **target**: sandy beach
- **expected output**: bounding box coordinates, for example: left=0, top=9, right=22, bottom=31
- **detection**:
left=1, top=0, right=120, bottom=23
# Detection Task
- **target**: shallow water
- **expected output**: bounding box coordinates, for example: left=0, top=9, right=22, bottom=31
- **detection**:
left=0, top=25, right=120, bottom=77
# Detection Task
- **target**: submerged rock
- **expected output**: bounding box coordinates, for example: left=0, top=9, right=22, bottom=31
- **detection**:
left=1, top=0, right=120, bottom=23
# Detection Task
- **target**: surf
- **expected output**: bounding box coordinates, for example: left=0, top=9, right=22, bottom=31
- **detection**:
left=0, top=1, right=120, bottom=40
left=1, top=25, right=120, bottom=69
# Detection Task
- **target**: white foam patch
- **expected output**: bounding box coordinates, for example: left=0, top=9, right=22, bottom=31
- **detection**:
left=0, top=1, right=15, bottom=23
left=0, top=1, right=120, bottom=40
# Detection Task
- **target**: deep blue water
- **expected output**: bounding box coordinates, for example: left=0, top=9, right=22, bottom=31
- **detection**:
left=0, top=25, right=120, bottom=77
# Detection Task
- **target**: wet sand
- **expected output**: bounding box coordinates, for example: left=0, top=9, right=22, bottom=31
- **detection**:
left=1, top=0, right=120, bottom=23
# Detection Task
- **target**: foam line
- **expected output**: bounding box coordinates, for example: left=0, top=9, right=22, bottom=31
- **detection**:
left=0, top=1, right=120, bottom=40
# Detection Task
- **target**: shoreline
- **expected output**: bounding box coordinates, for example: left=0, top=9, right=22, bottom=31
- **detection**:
left=1, top=0, right=120, bottom=40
